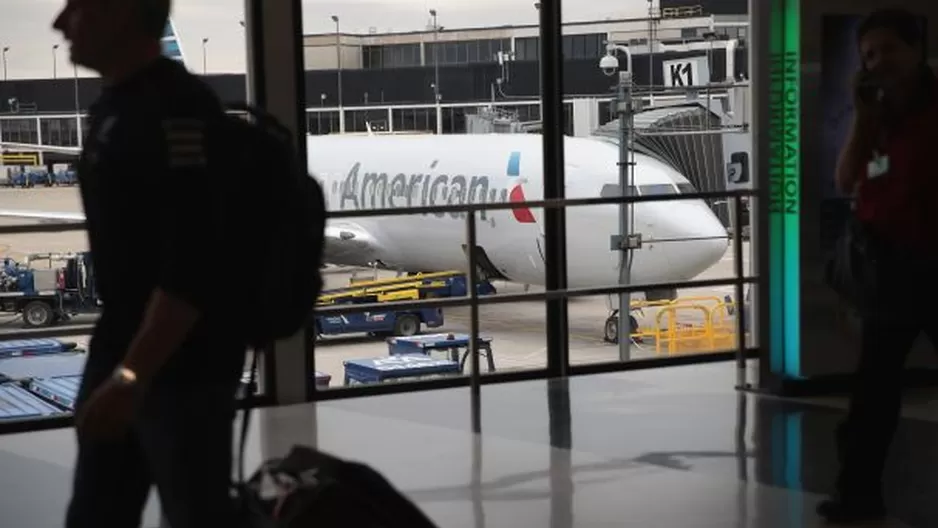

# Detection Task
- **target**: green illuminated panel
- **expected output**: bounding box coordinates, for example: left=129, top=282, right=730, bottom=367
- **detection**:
left=768, top=0, right=801, bottom=378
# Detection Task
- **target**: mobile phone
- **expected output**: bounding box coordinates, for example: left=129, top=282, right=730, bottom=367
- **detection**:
left=855, top=68, right=883, bottom=105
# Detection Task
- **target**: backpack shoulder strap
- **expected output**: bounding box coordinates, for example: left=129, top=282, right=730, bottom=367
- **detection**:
left=237, top=353, right=259, bottom=487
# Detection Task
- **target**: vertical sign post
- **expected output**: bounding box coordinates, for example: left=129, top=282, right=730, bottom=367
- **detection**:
left=768, top=0, right=801, bottom=379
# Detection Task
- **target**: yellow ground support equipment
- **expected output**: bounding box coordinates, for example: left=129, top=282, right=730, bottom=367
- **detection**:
left=318, top=271, right=491, bottom=306
left=1, top=153, right=40, bottom=166
left=626, top=296, right=741, bottom=355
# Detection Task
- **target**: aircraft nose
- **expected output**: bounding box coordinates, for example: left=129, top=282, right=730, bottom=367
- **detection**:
left=663, top=202, right=729, bottom=280
left=687, top=204, right=730, bottom=276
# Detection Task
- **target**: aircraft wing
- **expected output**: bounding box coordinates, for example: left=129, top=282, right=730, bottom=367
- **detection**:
left=0, top=209, right=383, bottom=266
left=0, top=142, right=82, bottom=156
left=0, top=209, right=85, bottom=223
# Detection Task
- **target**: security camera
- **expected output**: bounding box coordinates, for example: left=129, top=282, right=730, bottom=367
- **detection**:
left=599, top=54, right=619, bottom=76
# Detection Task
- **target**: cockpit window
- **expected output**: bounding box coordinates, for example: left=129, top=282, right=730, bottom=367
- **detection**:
left=638, top=184, right=677, bottom=196
left=600, top=184, right=638, bottom=198
left=677, top=183, right=697, bottom=194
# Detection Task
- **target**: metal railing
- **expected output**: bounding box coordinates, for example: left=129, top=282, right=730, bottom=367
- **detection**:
left=312, top=188, right=755, bottom=398
left=0, top=187, right=756, bottom=433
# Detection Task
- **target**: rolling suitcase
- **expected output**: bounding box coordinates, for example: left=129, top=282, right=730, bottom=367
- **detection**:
left=234, top=362, right=439, bottom=528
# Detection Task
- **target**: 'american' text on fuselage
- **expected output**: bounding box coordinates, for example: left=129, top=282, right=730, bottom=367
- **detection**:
left=334, top=162, right=513, bottom=220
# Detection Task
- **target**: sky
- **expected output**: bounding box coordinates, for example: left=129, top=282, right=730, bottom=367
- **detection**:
left=3, top=0, right=656, bottom=80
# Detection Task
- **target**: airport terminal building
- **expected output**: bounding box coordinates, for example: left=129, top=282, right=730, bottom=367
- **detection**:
left=0, top=1, right=748, bottom=160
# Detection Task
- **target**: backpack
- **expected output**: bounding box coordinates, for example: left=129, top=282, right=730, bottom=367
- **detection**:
left=209, top=104, right=326, bottom=348
left=234, top=362, right=440, bottom=528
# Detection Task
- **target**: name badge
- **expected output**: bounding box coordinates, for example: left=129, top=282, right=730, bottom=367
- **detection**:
left=867, top=153, right=890, bottom=180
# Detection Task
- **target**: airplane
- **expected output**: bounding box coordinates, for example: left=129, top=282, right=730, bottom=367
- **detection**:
left=0, top=133, right=729, bottom=316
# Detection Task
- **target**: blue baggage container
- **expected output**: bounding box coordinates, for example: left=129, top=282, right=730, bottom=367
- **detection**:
left=54, top=170, right=78, bottom=185
left=0, top=382, right=68, bottom=420
left=28, top=375, right=82, bottom=411
left=343, top=355, right=460, bottom=385
left=0, top=339, right=74, bottom=359
left=387, top=333, right=492, bottom=355
left=0, top=353, right=87, bottom=382
left=387, top=333, right=496, bottom=372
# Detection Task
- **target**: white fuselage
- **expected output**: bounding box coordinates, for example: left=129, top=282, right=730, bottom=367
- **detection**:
left=307, top=133, right=728, bottom=290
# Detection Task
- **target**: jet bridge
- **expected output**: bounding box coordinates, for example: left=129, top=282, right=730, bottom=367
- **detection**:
left=592, top=102, right=745, bottom=227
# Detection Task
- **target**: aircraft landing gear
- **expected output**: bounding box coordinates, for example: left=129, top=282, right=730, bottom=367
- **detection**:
left=603, top=310, right=640, bottom=345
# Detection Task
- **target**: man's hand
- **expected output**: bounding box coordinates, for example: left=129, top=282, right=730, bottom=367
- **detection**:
left=75, top=378, right=140, bottom=441
left=832, top=71, right=885, bottom=195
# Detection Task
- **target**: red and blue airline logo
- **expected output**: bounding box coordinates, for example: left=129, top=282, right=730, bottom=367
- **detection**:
left=507, top=151, right=536, bottom=224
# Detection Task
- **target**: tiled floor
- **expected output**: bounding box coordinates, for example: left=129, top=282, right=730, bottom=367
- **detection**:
left=1, top=360, right=934, bottom=527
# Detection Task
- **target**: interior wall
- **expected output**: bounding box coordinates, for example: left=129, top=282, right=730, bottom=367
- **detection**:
left=799, top=1, right=938, bottom=378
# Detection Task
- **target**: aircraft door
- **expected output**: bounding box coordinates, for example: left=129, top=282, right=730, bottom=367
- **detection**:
left=461, top=245, right=510, bottom=282
left=466, top=225, right=545, bottom=285
left=535, top=234, right=546, bottom=264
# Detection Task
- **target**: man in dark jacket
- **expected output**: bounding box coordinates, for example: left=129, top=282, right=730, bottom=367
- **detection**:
left=53, top=1, right=247, bottom=526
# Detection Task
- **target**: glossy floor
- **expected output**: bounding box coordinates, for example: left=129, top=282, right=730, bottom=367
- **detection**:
left=2, top=361, right=936, bottom=527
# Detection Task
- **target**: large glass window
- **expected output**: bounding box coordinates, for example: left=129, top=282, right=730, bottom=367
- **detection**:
left=516, top=37, right=539, bottom=61
left=562, top=33, right=605, bottom=60
left=0, top=1, right=757, bottom=453
left=506, top=103, right=541, bottom=123
left=426, top=39, right=511, bottom=66
left=598, top=100, right=615, bottom=125
left=513, top=34, right=605, bottom=61
left=40, top=117, right=80, bottom=147
left=440, top=106, right=469, bottom=134
left=344, top=109, right=386, bottom=133
left=0, top=118, right=38, bottom=144
left=363, top=44, right=421, bottom=69
left=363, top=46, right=382, bottom=69
left=307, top=110, right=341, bottom=135
left=392, top=107, right=436, bottom=133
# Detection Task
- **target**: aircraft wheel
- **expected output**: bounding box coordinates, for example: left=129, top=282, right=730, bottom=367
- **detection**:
left=604, top=316, right=618, bottom=344
left=603, top=315, right=639, bottom=345
left=23, top=301, right=54, bottom=328
left=394, top=314, right=421, bottom=337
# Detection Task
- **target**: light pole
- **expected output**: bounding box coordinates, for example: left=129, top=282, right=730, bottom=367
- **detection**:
left=239, top=20, right=252, bottom=105
left=331, top=20, right=342, bottom=102
left=201, top=37, right=209, bottom=75
left=331, top=15, right=343, bottom=133
left=73, top=63, right=82, bottom=148
left=429, top=9, right=440, bottom=103
left=534, top=2, right=541, bottom=103
left=600, top=42, right=636, bottom=361
left=0, top=46, right=9, bottom=175
left=318, top=93, right=326, bottom=133
left=53, top=44, right=59, bottom=79
left=703, top=30, right=718, bottom=113
left=2, top=47, right=9, bottom=82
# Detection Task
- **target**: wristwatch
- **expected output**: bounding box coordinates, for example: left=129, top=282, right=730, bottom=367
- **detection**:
left=111, top=365, right=139, bottom=388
